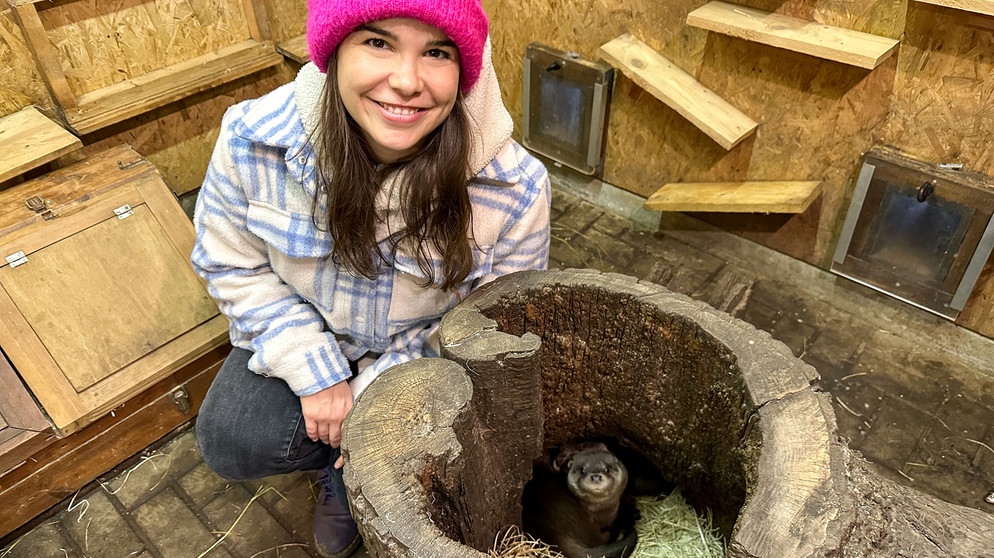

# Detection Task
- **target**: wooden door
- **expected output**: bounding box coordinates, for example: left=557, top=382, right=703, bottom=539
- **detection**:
left=0, top=145, right=228, bottom=433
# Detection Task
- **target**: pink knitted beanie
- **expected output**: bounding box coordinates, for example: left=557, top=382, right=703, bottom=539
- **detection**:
left=307, top=0, right=489, bottom=92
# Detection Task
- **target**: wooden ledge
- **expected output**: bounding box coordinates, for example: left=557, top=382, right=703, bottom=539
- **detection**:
left=599, top=34, right=758, bottom=150
left=276, top=34, right=310, bottom=64
left=644, top=181, right=823, bottom=213
left=0, top=106, right=81, bottom=183
left=915, top=0, right=994, bottom=16
left=65, top=40, right=283, bottom=135
left=687, top=1, right=900, bottom=70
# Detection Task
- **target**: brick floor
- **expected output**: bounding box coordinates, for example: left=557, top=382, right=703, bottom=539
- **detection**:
left=3, top=177, right=993, bottom=557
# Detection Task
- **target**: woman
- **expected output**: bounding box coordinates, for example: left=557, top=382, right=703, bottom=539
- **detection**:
left=191, top=0, right=551, bottom=556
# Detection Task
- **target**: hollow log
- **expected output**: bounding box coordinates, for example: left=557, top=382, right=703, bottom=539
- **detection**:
left=340, top=269, right=994, bottom=558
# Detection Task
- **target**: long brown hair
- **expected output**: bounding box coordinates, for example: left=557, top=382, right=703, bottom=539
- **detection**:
left=312, top=51, right=474, bottom=291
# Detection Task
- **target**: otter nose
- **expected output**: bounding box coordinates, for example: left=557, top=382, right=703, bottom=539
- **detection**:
left=590, top=473, right=603, bottom=483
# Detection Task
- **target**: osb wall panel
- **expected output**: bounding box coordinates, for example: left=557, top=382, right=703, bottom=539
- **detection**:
left=67, top=66, right=294, bottom=196
left=484, top=0, right=906, bottom=266
left=881, top=4, right=994, bottom=176
left=881, top=3, right=994, bottom=336
left=0, top=9, right=55, bottom=117
left=36, top=0, right=251, bottom=96
left=264, top=0, right=308, bottom=42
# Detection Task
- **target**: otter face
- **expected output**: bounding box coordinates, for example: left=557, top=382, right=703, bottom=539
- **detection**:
left=564, top=449, right=628, bottom=503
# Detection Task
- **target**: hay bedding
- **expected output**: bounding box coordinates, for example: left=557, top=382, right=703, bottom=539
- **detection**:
left=492, top=490, right=725, bottom=558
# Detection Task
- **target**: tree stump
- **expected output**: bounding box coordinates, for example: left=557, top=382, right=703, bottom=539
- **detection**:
left=340, top=269, right=994, bottom=558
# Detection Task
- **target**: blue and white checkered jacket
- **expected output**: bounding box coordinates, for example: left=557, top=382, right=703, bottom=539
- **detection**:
left=192, top=62, right=550, bottom=397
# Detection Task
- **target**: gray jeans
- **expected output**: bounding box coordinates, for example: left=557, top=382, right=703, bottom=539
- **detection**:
left=196, top=347, right=338, bottom=480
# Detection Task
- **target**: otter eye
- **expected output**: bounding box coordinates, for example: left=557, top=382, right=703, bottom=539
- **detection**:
left=580, top=467, right=586, bottom=475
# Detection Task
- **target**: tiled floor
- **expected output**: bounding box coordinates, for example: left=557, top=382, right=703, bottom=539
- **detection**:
left=3, top=177, right=993, bottom=557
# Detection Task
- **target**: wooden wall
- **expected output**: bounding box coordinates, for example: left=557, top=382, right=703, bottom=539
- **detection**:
left=484, top=0, right=994, bottom=336
left=0, top=12, right=53, bottom=116
left=2, top=0, right=991, bottom=335
left=0, top=0, right=303, bottom=195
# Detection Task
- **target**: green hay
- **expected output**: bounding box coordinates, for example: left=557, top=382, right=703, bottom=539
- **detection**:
left=631, top=491, right=725, bottom=558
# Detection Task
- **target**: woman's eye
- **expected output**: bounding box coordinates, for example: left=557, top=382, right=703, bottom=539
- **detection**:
left=426, top=48, right=451, bottom=60
left=365, top=38, right=388, bottom=49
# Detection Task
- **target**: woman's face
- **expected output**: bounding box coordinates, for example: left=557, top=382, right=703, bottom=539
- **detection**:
left=336, top=18, right=461, bottom=164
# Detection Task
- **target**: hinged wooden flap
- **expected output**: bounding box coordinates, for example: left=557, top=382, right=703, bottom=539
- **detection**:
left=0, top=145, right=227, bottom=433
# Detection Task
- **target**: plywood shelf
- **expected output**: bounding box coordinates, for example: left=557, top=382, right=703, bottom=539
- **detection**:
left=65, top=40, right=283, bottom=135
left=599, top=34, right=758, bottom=150
left=9, top=0, right=280, bottom=136
left=0, top=106, right=82, bottom=183
left=277, top=34, right=310, bottom=64
left=915, top=0, right=994, bottom=16
left=644, top=181, right=823, bottom=213
left=686, top=1, right=901, bottom=70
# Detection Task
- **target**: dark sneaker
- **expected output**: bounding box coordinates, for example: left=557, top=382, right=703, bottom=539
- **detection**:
left=313, top=466, right=362, bottom=558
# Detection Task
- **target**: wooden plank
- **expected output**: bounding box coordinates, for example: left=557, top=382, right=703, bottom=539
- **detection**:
left=644, top=181, right=823, bottom=213
left=0, top=349, right=54, bottom=475
left=242, top=0, right=272, bottom=41
left=0, top=350, right=49, bottom=434
left=599, top=34, right=758, bottom=150
left=0, top=145, right=149, bottom=234
left=916, top=0, right=994, bottom=16
left=686, top=1, right=901, bottom=70
left=8, top=4, right=77, bottom=110
left=65, top=40, right=283, bottom=135
left=0, top=106, right=81, bottom=183
left=276, top=34, right=310, bottom=64
left=0, top=345, right=228, bottom=539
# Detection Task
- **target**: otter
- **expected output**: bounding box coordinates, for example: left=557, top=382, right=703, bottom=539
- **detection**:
left=522, top=442, right=638, bottom=558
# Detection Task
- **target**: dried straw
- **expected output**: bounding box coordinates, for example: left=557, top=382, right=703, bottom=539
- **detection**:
left=490, top=526, right=562, bottom=558
left=490, top=491, right=725, bottom=558
left=630, top=491, right=725, bottom=558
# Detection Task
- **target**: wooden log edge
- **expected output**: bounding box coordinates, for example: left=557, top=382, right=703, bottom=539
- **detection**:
left=341, top=358, right=483, bottom=558
left=342, top=322, right=543, bottom=557
left=341, top=269, right=994, bottom=557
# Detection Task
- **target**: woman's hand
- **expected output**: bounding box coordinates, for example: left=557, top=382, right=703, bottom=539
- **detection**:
left=300, top=381, right=354, bottom=449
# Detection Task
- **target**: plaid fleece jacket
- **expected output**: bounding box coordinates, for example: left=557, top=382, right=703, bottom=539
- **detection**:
left=191, top=76, right=550, bottom=397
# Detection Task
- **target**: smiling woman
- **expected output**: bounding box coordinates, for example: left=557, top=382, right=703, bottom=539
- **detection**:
left=189, top=1, right=552, bottom=557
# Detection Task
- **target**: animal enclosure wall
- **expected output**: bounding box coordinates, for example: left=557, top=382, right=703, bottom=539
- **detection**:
left=0, top=0, right=300, bottom=195
left=2, top=0, right=992, bottom=336
left=483, top=0, right=994, bottom=337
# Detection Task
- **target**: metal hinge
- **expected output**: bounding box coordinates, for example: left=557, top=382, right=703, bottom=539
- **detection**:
left=25, top=196, right=58, bottom=220
left=114, top=204, right=134, bottom=220
left=5, top=251, right=28, bottom=268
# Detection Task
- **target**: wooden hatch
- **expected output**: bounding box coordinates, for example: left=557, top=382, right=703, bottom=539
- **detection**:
left=0, top=144, right=228, bottom=434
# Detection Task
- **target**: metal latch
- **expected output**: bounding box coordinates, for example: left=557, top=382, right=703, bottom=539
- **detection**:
left=5, top=251, right=28, bottom=268
left=114, top=204, right=134, bottom=220
left=170, top=386, right=192, bottom=413
left=25, top=196, right=58, bottom=220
